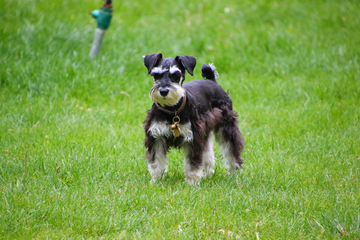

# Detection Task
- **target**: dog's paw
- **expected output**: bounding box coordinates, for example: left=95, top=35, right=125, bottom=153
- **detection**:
left=150, top=178, right=158, bottom=184
left=184, top=167, right=203, bottom=185
left=150, top=172, right=167, bottom=184
left=203, top=168, right=215, bottom=178
left=185, top=177, right=201, bottom=185
left=226, top=167, right=241, bottom=175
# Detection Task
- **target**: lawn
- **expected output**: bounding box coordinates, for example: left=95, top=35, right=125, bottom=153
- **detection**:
left=1, top=0, right=359, bottom=239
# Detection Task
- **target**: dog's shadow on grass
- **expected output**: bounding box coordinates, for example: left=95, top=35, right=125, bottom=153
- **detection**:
left=146, top=167, right=250, bottom=189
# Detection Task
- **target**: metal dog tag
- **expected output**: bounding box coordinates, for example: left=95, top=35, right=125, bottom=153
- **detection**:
left=171, top=116, right=181, bottom=137
left=171, top=123, right=181, bottom=137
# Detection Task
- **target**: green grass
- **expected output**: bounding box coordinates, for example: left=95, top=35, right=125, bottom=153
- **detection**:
left=1, top=0, right=360, bottom=239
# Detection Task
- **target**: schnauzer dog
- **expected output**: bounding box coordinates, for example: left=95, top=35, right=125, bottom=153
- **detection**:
left=143, top=53, right=245, bottom=185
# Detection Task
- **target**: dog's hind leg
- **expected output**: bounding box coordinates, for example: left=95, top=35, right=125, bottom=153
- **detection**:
left=202, top=133, right=215, bottom=178
left=215, top=109, right=245, bottom=173
left=146, top=137, right=169, bottom=184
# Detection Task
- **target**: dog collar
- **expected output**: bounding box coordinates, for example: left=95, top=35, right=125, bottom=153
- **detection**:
left=155, top=92, right=187, bottom=116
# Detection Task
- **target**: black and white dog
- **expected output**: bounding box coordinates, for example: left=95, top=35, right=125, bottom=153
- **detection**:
left=143, top=53, right=245, bottom=184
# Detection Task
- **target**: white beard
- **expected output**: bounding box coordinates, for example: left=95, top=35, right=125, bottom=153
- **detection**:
left=150, top=84, right=185, bottom=107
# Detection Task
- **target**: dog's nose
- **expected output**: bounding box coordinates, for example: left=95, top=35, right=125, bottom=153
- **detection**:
left=159, top=89, right=169, bottom=97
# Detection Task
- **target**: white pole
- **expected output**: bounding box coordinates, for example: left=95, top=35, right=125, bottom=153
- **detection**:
left=89, top=28, right=106, bottom=58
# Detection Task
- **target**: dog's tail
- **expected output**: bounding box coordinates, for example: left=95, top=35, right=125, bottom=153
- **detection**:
left=202, top=63, right=219, bottom=82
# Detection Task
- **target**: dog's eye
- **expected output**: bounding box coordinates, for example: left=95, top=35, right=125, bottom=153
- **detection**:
left=151, top=73, right=161, bottom=80
left=170, top=72, right=182, bottom=82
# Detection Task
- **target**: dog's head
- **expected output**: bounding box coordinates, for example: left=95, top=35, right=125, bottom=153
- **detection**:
left=144, top=53, right=196, bottom=107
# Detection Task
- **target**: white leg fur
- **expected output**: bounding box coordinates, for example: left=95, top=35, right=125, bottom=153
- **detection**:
left=215, top=129, right=241, bottom=173
left=148, top=138, right=168, bottom=183
left=203, top=133, right=215, bottom=177
left=183, top=143, right=203, bottom=185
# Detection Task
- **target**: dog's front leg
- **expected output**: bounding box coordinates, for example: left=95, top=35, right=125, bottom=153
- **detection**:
left=146, top=137, right=169, bottom=184
left=183, top=143, right=204, bottom=185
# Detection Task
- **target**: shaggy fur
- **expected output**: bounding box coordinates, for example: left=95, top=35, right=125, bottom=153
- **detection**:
left=143, top=53, right=245, bottom=184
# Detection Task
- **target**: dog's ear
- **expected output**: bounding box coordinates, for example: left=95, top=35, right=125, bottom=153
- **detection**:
left=143, top=53, right=163, bottom=74
left=175, top=55, right=197, bottom=76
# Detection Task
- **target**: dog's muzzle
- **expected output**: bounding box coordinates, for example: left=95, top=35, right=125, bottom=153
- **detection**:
left=150, top=83, right=185, bottom=107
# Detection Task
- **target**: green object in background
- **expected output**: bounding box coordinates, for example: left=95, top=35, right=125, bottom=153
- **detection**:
left=89, top=3, right=113, bottom=57
left=94, top=6, right=112, bottom=30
